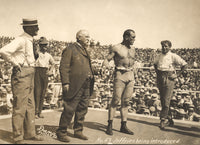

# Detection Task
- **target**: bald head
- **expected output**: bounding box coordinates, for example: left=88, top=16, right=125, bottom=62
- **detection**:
left=76, top=30, right=90, bottom=48
left=76, top=30, right=89, bottom=39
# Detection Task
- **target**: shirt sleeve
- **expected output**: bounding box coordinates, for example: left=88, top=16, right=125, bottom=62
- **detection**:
left=0, top=37, right=24, bottom=65
left=172, top=53, right=187, bottom=66
left=49, top=54, right=55, bottom=65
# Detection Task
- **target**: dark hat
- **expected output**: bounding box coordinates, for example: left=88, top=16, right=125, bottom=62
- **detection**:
left=21, top=18, right=38, bottom=26
left=39, top=37, right=48, bottom=44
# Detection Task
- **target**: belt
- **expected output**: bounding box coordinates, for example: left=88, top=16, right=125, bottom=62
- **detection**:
left=157, top=70, right=174, bottom=75
left=22, top=66, right=34, bottom=68
left=115, top=67, right=134, bottom=72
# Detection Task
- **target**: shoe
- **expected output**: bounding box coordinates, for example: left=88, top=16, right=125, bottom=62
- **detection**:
left=120, top=121, right=134, bottom=135
left=74, top=131, right=88, bottom=140
left=56, top=131, right=70, bottom=142
left=29, top=135, right=44, bottom=141
left=15, top=140, right=27, bottom=144
left=159, top=119, right=166, bottom=130
left=35, top=115, right=39, bottom=119
left=105, top=120, right=113, bottom=135
left=38, top=114, right=44, bottom=118
left=168, top=119, right=174, bottom=127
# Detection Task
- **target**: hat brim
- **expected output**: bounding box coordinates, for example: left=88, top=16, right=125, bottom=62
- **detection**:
left=21, top=23, right=38, bottom=26
left=39, top=42, right=48, bottom=45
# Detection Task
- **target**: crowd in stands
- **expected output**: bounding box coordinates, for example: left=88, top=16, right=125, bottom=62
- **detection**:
left=0, top=36, right=200, bottom=122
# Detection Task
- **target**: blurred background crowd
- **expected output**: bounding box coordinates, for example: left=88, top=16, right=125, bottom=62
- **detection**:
left=0, top=36, right=200, bottom=122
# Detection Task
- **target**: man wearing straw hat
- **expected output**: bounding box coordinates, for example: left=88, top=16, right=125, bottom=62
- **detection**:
left=0, top=18, right=43, bottom=144
left=154, top=40, right=187, bottom=130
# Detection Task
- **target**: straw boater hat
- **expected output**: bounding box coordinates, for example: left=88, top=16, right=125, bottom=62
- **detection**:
left=21, top=18, right=38, bottom=26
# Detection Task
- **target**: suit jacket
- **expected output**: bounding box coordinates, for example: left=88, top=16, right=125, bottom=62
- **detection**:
left=59, top=42, right=94, bottom=100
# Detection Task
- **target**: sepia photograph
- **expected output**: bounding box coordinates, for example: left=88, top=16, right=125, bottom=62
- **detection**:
left=0, top=0, right=200, bottom=144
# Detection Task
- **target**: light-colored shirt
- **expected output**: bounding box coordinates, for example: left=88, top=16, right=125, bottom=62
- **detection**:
left=35, top=52, right=54, bottom=68
left=0, top=32, right=35, bottom=67
left=154, top=51, right=187, bottom=71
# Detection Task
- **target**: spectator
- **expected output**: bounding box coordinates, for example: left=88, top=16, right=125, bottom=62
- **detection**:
left=34, top=36, right=55, bottom=119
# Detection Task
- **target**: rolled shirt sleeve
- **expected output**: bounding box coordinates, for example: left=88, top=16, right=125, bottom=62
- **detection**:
left=0, top=37, right=24, bottom=66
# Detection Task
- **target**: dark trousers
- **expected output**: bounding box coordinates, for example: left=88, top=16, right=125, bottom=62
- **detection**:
left=11, top=67, right=35, bottom=142
left=58, top=78, right=90, bottom=133
left=156, top=70, right=175, bottom=120
left=34, top=67, right=48, bottom=115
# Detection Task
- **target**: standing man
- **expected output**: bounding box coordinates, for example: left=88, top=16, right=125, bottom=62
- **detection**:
left=0, top=18, right=43, bottom=144
left=154, top=40, right=187, bottom=130
left=34, top=37, right=55, bottom=119
left=56, top=30, right=94, bottom=142
left=102, top=29, right=136, bottom=135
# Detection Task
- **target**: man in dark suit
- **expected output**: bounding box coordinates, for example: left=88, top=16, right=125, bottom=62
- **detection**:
left=56, top=30, right=94, bottom=142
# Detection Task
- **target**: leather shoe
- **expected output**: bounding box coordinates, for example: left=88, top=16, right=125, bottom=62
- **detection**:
left=56, top=132, right=70, bottom=142
left=159, top=120, right=166, bottom=130
left=106, top=120, right=113, bottom=135
left=74, top=131, right=88, bottom=140
left=168, top=119, right=174, bottom=127
left=38, top=114, right=44, bottom=118
left=15, top=140, right=27, bottom=144
left=35, top=115, right=39, bottom=119
left=29, top=135, right=44, bottom=141
left=120, top=121, right=134, bottom=135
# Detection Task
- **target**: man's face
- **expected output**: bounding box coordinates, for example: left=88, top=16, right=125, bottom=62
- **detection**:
left=126, top=31, right=136, bottom=45
left=25, top=25, right=39, bottom=36
left=78, top=31, right=90, bottom=48
left=39, top=44, right=48, bottom=51
left=161, top=43, right=170, bottom=54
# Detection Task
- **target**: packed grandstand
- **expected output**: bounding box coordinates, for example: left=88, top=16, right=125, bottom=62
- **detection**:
left=0, top=36, right=200, bottom=122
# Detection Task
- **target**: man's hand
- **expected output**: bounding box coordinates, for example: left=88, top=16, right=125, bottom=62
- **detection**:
left=62, top=84, right=69, bottom=93
left=13, top=64, right=22, bottom=73
left=46, top=70, right=53, bottom=77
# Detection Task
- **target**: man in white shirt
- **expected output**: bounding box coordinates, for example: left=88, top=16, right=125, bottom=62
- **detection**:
left=154, top=40, right=187, bottom=130
left=34, top=37, right=55, bottom=119
left=0, top=18, right=44, bottom=144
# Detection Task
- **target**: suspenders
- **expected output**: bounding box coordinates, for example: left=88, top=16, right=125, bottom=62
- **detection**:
left=21, top=37, right=32, bottom=67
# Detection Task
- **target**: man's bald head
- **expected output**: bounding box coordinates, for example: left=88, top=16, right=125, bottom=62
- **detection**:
left=76, top=30, right=90, bottom=48
left=76, top=30, right=89, bottom=39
